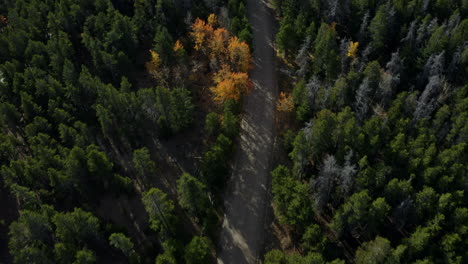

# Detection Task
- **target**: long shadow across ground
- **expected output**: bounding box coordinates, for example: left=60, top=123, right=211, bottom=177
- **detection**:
left=217, top=0, right=278, bottom=263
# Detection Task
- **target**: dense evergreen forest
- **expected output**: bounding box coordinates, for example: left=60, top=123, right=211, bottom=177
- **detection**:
left=1, top=0, right=467, bottom=263
left=0, top=0, right=254, bottom=263
left=268, top=0, right=467, bottom=263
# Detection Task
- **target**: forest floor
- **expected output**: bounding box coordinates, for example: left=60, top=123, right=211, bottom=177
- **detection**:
left=0, top=182, right=17, bottom=263
left=217, top=0, right=279, bottom=263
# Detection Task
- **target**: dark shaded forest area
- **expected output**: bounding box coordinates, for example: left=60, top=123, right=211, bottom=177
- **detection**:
left=1, top=0, right=467, bottom=263
left=0, top=0, right=254, bottom=263
left=267, top=0, right=467, bottom=263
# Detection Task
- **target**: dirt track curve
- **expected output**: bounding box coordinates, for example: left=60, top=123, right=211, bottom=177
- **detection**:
left=217, top=0, right=278, bottom=263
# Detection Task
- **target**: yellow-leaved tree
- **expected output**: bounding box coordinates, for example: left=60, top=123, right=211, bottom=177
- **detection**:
left=228, top=36, right=252, bottom=73
left=209, top=28, right=230, bottom=59
left=145, top=50, right=161, bottom=75
left=277, top=92, right=294, bottom=112
left=347, top=41, right=359, bottom=58
left=211, top=66, right=253, bottom=103
left=190, top=18, right=214, bottom=51
left=190, top=15, right=253, bottom=103
left=173, top=40, right=184, bottom=53
left=207, top=13, right=218, bottom=27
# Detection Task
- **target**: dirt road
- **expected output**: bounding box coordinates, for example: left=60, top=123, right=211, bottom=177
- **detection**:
left=217, top=1, right=278, bottom=263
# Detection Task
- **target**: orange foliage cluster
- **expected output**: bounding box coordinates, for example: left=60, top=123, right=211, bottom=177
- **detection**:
left=190, top=18, right=214, bottom=51
left=277, top=92, right=294, bottom=112
left=190, top=16, right=252, bottom=71
left=212, top=70, right=253, bottom=103
left=228, top=37, right=252, bottom=72
left=173, top=40, right=184, bottom=52
left=190, top=15, right=253, bottom=103
left=210, top=28, right=230, bottom=59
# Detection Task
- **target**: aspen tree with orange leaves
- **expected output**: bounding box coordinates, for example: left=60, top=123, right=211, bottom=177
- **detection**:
left=173, top=39, right=187, bottom=60
left=190, top=18, right=214, bottom=51
left=173, top=40, right=184, bottom=53
left=277, top=92, right=294, bottom=112
left=228, top=36, right=252, bottom=73
left=189, top=15, right=253, bottom=104
left=210, top=28, right=230, bottom=59
left=211, top=71, right=252, bottom=103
